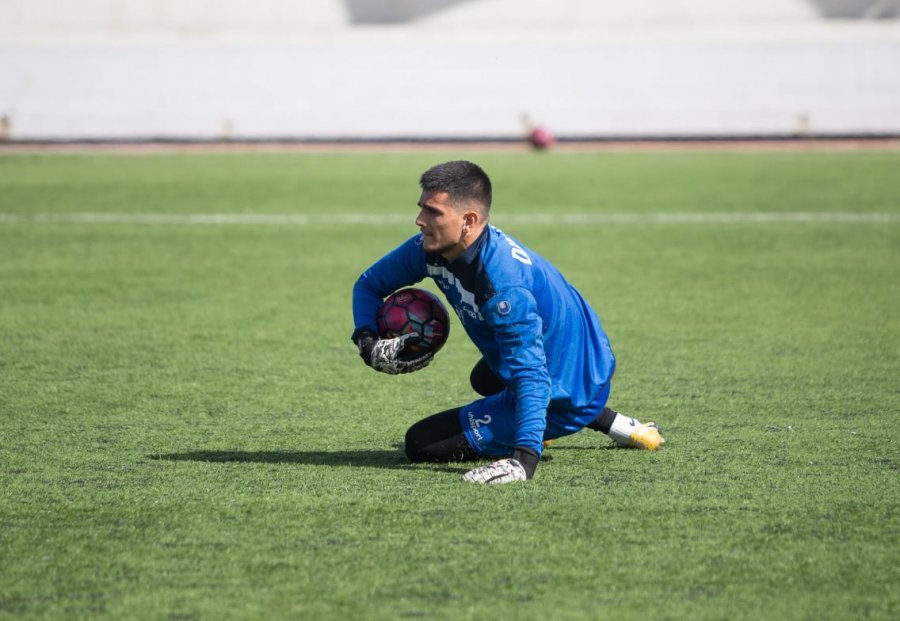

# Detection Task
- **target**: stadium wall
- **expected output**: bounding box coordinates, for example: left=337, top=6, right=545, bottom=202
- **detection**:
left=1, top=0, right=899, bottom=141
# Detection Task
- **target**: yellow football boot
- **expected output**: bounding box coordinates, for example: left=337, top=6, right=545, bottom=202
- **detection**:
left=628, top=422, right=665, bottom=451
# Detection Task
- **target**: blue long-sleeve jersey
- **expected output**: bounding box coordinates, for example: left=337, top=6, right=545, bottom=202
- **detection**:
left=352, top=225, right=615, bottom=454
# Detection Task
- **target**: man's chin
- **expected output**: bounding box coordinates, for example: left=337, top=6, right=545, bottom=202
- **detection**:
left=422, top=240, right=444, bottom=253
left=422, top=238, right=458, bottom=258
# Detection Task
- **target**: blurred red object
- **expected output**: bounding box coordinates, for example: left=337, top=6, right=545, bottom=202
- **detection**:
left=528, top=126, right=556, bottom=149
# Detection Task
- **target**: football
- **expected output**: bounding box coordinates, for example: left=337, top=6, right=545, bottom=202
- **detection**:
left=376, top=288, right=450, bottom=360
left=528, top=126, right=556, bottom=150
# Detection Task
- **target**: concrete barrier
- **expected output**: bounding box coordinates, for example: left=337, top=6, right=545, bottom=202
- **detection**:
left=1, top=0, right=898, bottom=140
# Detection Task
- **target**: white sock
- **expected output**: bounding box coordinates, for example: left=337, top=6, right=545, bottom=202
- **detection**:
left=607, top=413, right=639, bottom=446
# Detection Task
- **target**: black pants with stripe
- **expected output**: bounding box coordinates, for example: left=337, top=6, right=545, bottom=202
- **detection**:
left=404, top=358, right=500, bottom=463
left=403, top=358, right=616, bottom=463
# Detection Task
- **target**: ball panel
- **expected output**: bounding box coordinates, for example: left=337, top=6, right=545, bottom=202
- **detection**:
left=383, top=306, right=410, bottom=335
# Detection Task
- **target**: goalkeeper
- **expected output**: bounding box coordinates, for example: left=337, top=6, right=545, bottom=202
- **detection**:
left=351, top=160, right=664, bottom=485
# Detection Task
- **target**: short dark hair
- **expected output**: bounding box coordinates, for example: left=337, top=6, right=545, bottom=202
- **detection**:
left=419, top=160, right=492, bottom=213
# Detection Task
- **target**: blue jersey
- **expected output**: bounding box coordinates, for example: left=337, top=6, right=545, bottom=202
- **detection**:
left=352, top=225, right=615, bottom=453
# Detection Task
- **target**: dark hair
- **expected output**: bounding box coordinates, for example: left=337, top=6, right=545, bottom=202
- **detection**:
left=419, top=160, right=492, bottom=212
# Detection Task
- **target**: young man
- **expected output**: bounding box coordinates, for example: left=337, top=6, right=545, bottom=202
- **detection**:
left=352, top=160, right=663, bottom=485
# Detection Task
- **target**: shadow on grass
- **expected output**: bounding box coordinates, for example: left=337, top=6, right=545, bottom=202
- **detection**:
left=149, top=449, right=412, bottom=470
left=148, top=446, right=572, bottom=474
left=545, top=445, right=619, bottom=451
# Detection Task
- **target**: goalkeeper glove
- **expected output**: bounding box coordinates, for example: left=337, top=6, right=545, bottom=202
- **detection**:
left=462, top=447, right=538, bottom=485
left=354, top=329, right=432, bottom=375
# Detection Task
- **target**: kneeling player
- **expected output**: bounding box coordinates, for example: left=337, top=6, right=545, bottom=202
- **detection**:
left=352, top=160, right=664, bottom=485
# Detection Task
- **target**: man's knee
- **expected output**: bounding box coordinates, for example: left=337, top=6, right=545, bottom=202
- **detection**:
left=404, top=420, right=429, bottom=463
left=404, top=408, right=477, bottom=463
left=470, top=358, right=505, bottom=397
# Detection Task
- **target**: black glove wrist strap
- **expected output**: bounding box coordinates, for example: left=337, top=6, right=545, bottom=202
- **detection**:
left=353, top=329, right=377, bottom=366
left=512, top=446, right=539, bottom=480
left=352, top=328, right=376, bottom=345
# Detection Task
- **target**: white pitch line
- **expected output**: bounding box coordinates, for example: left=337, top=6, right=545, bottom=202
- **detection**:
left=503, top=212, right=900, bottom=224
left=0, top=212, right=898, bottom=226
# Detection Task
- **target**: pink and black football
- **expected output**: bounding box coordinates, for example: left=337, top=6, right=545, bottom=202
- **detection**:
left=376, top=288, right=450, bottom=359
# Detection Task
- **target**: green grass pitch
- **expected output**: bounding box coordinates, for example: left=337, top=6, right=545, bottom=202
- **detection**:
left=1, top=150, right=898, bottom=620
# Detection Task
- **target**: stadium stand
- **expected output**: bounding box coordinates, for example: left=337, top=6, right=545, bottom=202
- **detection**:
left=0, top=1, right=898, bottom=141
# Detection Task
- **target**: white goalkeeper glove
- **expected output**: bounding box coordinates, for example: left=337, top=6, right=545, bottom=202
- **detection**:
left=463, top=458, right=528, bottom=484
left=462, top=447, right=538, bottom=485
left=354, top=330, right=432, bottom=375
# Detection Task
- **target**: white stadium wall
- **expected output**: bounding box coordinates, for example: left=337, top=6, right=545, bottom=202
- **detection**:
left=0, top=0, right=898, bottom=140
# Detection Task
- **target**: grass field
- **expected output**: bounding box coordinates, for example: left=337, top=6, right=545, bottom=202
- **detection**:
left=1, top=150, right=898, bottom=620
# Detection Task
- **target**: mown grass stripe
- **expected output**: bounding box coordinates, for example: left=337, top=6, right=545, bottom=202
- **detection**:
left=1, top=212, right=898, bottom=225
